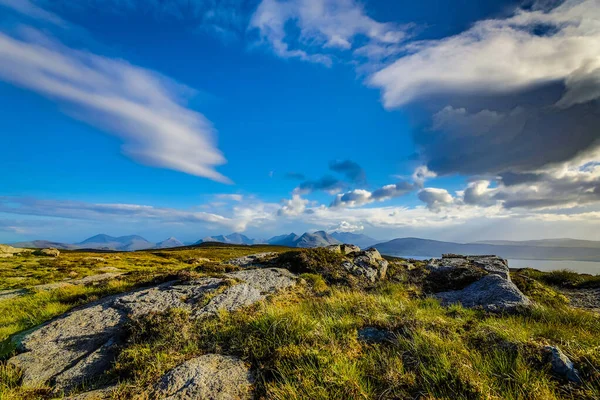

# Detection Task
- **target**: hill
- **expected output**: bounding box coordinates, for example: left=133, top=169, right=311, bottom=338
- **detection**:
left=155, top=237, right=184, bottom=249
left=78, top=234, right=154, bottom=251
left=268, top=231, right=340, bottom=248
left=330, top=231, right=379, bottom=248
left=196, top=233, right=256, bottom=245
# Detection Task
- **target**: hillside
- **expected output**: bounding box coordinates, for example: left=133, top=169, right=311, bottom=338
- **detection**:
left=330, top=231, right=379, bottom=248
left=196, top=233, right=256, bottom=245
left=1, top=246, right=599, bottom=399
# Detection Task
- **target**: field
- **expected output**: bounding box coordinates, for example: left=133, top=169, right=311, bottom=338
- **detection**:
left=1, top=246, right=599, bottom=399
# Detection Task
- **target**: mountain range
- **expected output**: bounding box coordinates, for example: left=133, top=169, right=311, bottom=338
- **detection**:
left=9, top=231, right=377, bottom=251
left=10, top=233, right=600, bottom=262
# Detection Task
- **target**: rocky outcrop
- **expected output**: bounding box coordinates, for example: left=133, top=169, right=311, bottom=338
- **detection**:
left=0, top=244, right=31, bottom=258
left=427, top=255, right=510, bottom=281
left=435, top=274, right=532, bottom=312
left=342, top=248, right=388, bottom=283
left=544, top=346, right=582, bottom=383
left=327, top=244, right=360, bottom=255
left=428, top=255, right=531, bottom=312
left=154, top=354, right=254, bottom=399
left=33, top=247, right=60, bottom=257
left=225, top=252, right=278, bottom=268
left=8, top=268, right=297, bottom=395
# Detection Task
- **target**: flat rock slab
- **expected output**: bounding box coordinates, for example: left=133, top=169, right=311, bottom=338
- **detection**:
left=8, top=268, right=297, bottom=394
left=154, top=354, right=254, bottom=400
left=225, top=252, right=278, bottom=268
left=0, top=288, right=27, bottom=302
left=559, top=287, right=600, bottom=314
left=428, top=255, right=510, bottom=281
left=435, top=274, right=532, bottom=312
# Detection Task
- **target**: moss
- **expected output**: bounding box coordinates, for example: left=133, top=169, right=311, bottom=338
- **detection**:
left=274, top=248, right=364, bottom=287
left=516, top=268, right=600, bottom=289
left=511, top=273, right=570, bottom=307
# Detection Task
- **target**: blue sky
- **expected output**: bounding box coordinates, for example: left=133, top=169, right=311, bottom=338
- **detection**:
left=1, top=0, right=599, bottom=243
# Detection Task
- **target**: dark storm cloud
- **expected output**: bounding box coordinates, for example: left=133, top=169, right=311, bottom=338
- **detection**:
left=294, top=175, right=346, bottom=195
left=418, top=92, right=600, bottom=177
left=329, top=160, right=366, bottom=183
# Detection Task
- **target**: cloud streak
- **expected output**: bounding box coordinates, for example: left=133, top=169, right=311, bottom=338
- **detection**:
left=250, top=0, right=407, bottom=65
left=0, top=29, right=230, bottom=182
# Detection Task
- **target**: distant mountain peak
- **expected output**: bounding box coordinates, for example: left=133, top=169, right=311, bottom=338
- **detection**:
left=155, top=237, right=184, bottom=249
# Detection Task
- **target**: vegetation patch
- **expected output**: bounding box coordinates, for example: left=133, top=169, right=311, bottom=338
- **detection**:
left=1, top=248, right=600, bottom=399
left=516, top=268, right=600, bottom=289
left=275, top=248, right=365, bottom=287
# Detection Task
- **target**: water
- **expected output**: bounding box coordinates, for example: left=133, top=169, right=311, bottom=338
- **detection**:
left=399, top=256, right=600, bottom=275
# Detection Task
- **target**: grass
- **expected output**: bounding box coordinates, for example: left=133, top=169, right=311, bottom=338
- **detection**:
left=515, top=268, right=600, bottom=289
left=0, top=245, right=291, bottom=357
left=99, top=280, right=600, bottom=399
left=1, top=247, right=600, bottom=399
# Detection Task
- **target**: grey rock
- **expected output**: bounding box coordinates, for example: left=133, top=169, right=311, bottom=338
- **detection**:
left=358, top=327, right=392, bottom=343
left=34, top=247, right=60, bottom=257
left=154, top=354, right=254, bottom=400
left=544, top=345, right=582, bottom=383
left=28, top=273, right=124, bottom=294
left=64, top=386, right=117, bottom=400
left=435, top=274, right=532, bottom=312
left=345, top=248, right=388, bottom=283
left=8, top=268, right=297, bottom=394
left=0, top=288, right=27, bottom=302
left=0, top=244, right=31, bottom=257
left=326, top=244, right=360, bottom=255
left=428, top=255, right=510, bottom=281
left=225, top=252, right=278, bottom=268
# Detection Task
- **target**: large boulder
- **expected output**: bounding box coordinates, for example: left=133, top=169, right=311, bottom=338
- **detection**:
left=277, top=247, right=388, bottom=286
left=34, top=247, right=60, bottom=257
left=344, top=248, right=388, bottom=283
left=154, top=354, right=254, bottom=399
left=427, top=254, right=510, bottom=281
left=8, top=268, right=297, bottom=395
left=435, top=274, right=532, bottom=312
left=327, top=244, right=361, bottom=255
left=426, top=255, right=531, bottom=312
left=0, top=244, right=30, bottom=258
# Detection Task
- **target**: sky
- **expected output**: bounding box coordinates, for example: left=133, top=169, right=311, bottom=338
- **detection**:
left=0, top=0, right=599, bottom=244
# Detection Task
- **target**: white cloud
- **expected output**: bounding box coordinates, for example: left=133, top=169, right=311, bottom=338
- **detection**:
left=418, top=188, right=455, bottom=211
left=330, top=189, right=373, bottom=208
left=278, top=194, right=309, bottom=216
left=370, top=0, right=600, bottom=108
left=0, top=30, right=230, bottom=183
left=250, top=0, right=406, bottom=64
left=412, top=165, right=436, bottom=187
left=215, top=194, right=244, bottom=202
left=0, top=196, right=248, bottom=229
left=328, top=220, right=364, bottom=232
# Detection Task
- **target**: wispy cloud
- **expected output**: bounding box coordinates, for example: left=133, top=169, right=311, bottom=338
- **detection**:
left=0, top=28, right=230, bottom=182
left=0, top=196, right=248, bottom=231
left=249, top=0, right=407, bottom=65
left=0, top=0, right=65, bottom=25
